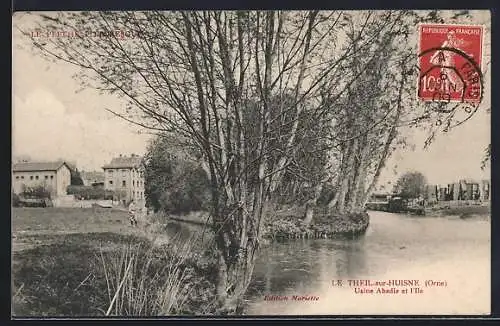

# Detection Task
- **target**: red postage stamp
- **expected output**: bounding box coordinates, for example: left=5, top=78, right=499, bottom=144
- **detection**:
left=418, top=24, right=484, bottom=103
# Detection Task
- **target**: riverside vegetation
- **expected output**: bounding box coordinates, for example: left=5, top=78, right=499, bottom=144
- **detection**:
left=12, top=205, right=367, bottom=316
left=262, top=209, right=370, bottom=241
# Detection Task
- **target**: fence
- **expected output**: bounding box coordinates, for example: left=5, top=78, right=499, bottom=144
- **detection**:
left=52, top=196, right=117, bottom=208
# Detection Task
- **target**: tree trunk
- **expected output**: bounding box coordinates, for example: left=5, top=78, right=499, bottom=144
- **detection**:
left=336, top=138, right=358, bottom=214
left=215, top=248, right=229, bottom=310
left=213, top=205, right=259, bottom=314
left=303, top=203, right=314, bottom=225
left=348, top=136, right=370, bottom=212
left=302, top=182, right=324, bottom=225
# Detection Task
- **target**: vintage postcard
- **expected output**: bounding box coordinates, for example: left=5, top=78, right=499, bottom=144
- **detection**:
left=11, top=10, right=491, bottom=317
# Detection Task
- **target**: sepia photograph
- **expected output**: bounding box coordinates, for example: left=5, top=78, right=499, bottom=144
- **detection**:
left=11, top=10, right=491, bottom=317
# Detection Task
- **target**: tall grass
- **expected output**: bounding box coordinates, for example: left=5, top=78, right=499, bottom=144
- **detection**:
left=12, top=210, right=219, bottom=316
left=97, top=232, right=198, bottom=316
left=12, top=282, right=29, bottom=315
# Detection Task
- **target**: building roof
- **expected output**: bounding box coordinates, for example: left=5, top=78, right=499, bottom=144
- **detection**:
left=103, top=155, right=143, bottom=169
left=12, top=161, right=70, bottom=172
left=81, top=171, right=105, bottom=183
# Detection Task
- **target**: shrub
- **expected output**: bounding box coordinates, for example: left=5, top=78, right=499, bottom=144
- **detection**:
left=21, top=185, right=51, bottom=199
left=12, top=192, right=20, bottom=207
left=67, top=185, right=114, bottom=200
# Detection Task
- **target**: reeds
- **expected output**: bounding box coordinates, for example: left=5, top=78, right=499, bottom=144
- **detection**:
left=98, top=232, right=197, bottom=316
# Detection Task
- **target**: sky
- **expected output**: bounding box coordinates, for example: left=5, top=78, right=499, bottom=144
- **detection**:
left=12, top=11, right=491, bottom=185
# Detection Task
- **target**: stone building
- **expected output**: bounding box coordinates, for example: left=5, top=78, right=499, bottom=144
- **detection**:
left=12, top=161, right=72, bottom=197
left=102, top=154, right=145, bottom=206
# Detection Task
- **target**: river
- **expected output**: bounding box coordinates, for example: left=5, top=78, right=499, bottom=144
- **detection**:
left=169, top=211, right=491, bottom=315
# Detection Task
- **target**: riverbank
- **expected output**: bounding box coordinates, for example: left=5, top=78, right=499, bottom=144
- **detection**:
left=366, top=202, right=490, bottom=218
left=154, top=207, right=370, bottom=241
left=163, top=207, right=370, bottom=241
left=425, top=203, right=490, bottom=218
left=262, top=207, right=370, bottom=241
left=12, top=208, right=217, bottom=316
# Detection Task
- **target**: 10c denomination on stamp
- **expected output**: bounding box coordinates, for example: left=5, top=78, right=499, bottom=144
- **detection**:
left=418, top=24, right=484, bottom=103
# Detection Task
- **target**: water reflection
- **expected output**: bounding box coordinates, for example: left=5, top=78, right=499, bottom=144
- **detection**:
left=244, top=236, right=369, bottom=300
left=244, top=211, right=490, bottom=315
left=165, top=212, right=490, bottom=315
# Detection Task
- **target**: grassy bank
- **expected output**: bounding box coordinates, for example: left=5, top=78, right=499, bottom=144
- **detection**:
left=425, top=204, right=490, bottom=218
left=12, top=208, right=218, bottom=317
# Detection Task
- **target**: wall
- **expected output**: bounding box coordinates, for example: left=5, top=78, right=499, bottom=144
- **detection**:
left=12, top=170, right=57, bottom=196
left=52, top=196, right=116, bottom=208
left=104, top=167, right=145, bottom=205
left=131, top=167, right=145, bottom=203
left=56, top=165, right=71, bottom=196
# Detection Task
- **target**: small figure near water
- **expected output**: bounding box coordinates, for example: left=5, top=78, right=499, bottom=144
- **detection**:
left=128, top=200, right=138, bottom=226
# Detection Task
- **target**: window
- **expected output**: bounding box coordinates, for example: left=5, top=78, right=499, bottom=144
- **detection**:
left=132, top=180, right=135, bottom=187
left=122, top=180, right=126, bottom=187
left=50, top=175, right=54, bottom=179
left=121, top=169, right=126, bottom=177
left=21, top=176, right=24, bottom=179
left=35, top=175, right=39, bottom=180
left=30, top=176, right=33, bottom=180
left=45, top=175, right=48, bottom=179
left=109, top=180, right=113, bottom=185
left=15, top=176, right=19, bottom=180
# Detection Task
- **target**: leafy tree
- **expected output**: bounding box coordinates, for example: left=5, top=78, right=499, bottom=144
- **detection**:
left=393, top=171, right=427, bottom=199
left=70, top=168, right=84, bottom=186
left=144, top=135, right=210, bottom=214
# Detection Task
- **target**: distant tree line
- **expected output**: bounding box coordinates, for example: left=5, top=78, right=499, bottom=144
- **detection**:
left=393, top=171, right=427, bottom=199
